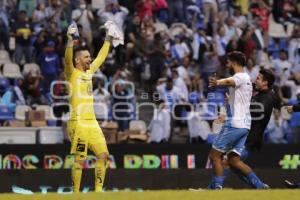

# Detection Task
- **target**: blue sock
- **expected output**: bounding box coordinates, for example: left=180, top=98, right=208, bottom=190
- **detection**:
left=207, top=180, right=214, bottom=189
left=231, top=168, right=252, bottom=187
left=246, top=172, right=265, bottom=189
left=208, top=176, right=225, bottom=189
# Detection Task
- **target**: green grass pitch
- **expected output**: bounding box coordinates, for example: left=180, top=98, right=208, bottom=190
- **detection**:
left=0, top=190, right=300, bottom=200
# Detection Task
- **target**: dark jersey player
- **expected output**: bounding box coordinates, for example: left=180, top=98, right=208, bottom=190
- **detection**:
left=246, top=68, right=281, bottom=152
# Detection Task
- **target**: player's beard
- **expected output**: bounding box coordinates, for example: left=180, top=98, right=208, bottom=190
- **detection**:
left=85, top=62, right=90, bottom=70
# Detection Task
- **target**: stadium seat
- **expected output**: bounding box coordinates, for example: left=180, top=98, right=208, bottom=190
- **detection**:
left=15, top=105, right=31, bottom=120
left=0, top=50, right=11, bottom=66
left=129, top=120, right=147, bottom=134
left=279, top=38, right=288, bottom=51
left=22, top=63, right=40, bottom=76
left=36, top=105, right=53, bottom=120
left=0, top=50, right=10, bottom=62
left=2, top=63, right=22, bottom=78
left=0, top=105, right=14, bottom=121
left=0, top=59, right=11, bottom=66
left=267, top=37, right=277, bottom=52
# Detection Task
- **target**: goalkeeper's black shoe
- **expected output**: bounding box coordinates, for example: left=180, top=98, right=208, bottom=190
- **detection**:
left=284, top=180, right=300, bottom=189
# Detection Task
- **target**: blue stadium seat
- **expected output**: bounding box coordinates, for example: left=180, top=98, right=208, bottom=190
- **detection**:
left=279, top=38, right=288, bottom=51
left=0, top=105, right=14, bottom=120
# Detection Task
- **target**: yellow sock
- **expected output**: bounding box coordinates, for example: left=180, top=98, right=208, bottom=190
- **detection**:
left=95, top=159, right=107, bottom=192
left=71, top=161, right=83, bottom=193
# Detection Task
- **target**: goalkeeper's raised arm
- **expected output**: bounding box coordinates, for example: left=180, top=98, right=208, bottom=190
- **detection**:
left=64, top=25, right=77, bottom=77
left=89, top=34, right=112, bottom=74
left=64, top=24, right=112, bottom=76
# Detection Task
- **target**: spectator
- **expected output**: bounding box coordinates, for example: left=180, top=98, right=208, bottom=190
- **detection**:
left=38, top=41, right=61, bottom=94
left=156, top=77, right=186, bottom=111
left=187, top=59, right=201, bottom=80
left=172, top=69, right=188, bottom=101
left=286, top=90, right=300, bottom=143
left=200, top=40, right=220, bottom=89
left=265, top=111, right=286, bottom=144
left=0, top=77, right=16, bottom=113
left=202, top=0, right=218, bottom=30
left=186, top=3, right=204, bottom=29
left=44, top=21, right=61, bottom=46
left=289, top=27, right=300, bottom=74
left=215, top=25, right=232, bottom=57
left=170, top=35, right=190, bottom=63
left=188, top=75, right=203, bottom=105
left=0, top=1, right=10, bottom=53
left=18, top=0, right=36, bottom=18
left=135, top=0, right=154, bottom=21
left=167, top=0, right=184, bottom=24
left=245, top=57, right=260, bottom=83
left=224, top=17, right=241, bottom=43
left=45, top=0, right=64, bottom=29
left=146, top=32, right=166, bottom=86
left=32, top=2, right=47, bottom=33
left=33, top=31, right=46, bottom=61
left=187, top=109, right=211, bottom=143
left=176, top=56, right=190, bottom=81
left=98, top=0, right=129, bottom=29
left=232, top=6, right=247, bottom=30
left=192, top=27, right=207, bottom=61
left=125, top=13, right=141, bottom=61
left=250, top=0, right=270, bottom=33
left=93, top=80, right=111, bottom=119
left=13, top=78, right=26, bottom=105
left=111, top=82, right=132, bottom=132
left=272, top=50, right=292, bottom=84
left=72, top=0, right=94, bottom=50
left=11, top=10, right=33, bottom=65
left=153, top=0, right=168, bottom=23
left=24, top=70, right=46, bottom=105
left=148, top=99, right=171, bottom=143
left=125, top=13, right=141, bottom=45
left=237, top=27, right=256, bottom=59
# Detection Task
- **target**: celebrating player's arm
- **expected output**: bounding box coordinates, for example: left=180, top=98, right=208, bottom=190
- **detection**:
left=64, top=25, right=77, bottom=77
left=89, top=34, right=112, bottom=74
left=64, top=25, right=112, bottom=76
left=209, top=76, right=236, bottom=88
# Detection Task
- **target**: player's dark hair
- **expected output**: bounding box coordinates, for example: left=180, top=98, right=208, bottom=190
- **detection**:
left=227, top=51, right=247, bottom=67
left=260, top=68, right=275, bottom=88
left=73, top=46, right=89, bottom=66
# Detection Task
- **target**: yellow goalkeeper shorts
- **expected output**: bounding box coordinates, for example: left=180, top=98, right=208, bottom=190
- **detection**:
left=67, top=120, right=108, bottom=157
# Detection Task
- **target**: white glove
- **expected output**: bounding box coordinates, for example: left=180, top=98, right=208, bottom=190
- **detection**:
left=67, top=24, right=78, bottom=40
left=104, top=21, right=124, bottom=47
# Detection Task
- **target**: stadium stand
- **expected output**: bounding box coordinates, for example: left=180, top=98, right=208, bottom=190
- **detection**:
left=0, top=0, right=300, bottom=144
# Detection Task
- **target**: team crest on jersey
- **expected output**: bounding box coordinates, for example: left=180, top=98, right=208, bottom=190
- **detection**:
left=87, top=84, right=93, bottom=95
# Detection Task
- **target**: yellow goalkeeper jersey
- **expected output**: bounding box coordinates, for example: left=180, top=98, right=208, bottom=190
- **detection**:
left=64, top=41, right=110, bottom=120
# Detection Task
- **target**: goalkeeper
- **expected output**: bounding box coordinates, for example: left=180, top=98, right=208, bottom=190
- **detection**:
left=64, top=24, right=111, bottom=193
